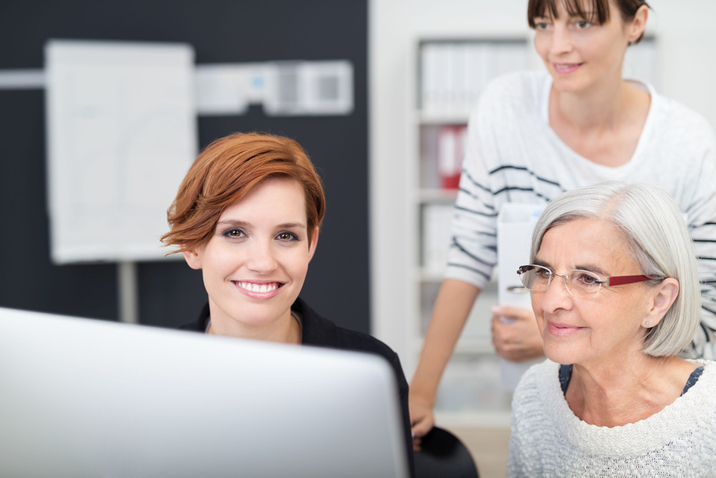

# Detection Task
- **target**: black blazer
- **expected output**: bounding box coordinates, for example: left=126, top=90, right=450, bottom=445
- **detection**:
left=181, top=297, right=416, bottom=478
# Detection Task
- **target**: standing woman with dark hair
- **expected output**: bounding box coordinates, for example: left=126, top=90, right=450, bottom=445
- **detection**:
left=410, top=0, right=716, bottom=448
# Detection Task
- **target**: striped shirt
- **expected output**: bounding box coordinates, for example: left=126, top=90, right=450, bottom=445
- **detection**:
left=446, top=71, right=716, bottom=359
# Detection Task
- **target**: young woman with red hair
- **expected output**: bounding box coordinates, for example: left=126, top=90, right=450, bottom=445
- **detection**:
left=162, top=132, right=415, bottom=476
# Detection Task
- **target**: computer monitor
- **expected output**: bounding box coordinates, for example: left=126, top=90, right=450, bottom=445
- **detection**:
left=0, top=307, right=408, bottom=478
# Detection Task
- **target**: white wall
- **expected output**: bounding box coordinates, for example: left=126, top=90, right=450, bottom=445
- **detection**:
left=369, top=0, right=716, bottom=367
left=647, top=0, right=716, bottom=125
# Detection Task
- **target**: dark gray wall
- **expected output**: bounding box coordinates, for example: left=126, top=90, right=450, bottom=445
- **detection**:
left=0, top=0, right=370, bottom=333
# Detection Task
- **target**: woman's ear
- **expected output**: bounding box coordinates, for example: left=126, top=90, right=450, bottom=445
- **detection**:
left=307, top=227, right=320, bottom=262
left=627, top=5, right=648, bottom=44
left=182, top=248, right=203, bottom=270
left=643, top=278, right=679, bottom=328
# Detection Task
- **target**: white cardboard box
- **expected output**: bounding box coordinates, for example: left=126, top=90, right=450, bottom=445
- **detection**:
left=497, top=203, right=545, bottom=390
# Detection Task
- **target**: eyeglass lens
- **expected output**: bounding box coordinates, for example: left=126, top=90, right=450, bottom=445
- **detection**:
left=518, top=265, right=603, bottom=297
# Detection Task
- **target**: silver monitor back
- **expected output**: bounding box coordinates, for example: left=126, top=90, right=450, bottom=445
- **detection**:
left=0, top=307, right=408, bottom=478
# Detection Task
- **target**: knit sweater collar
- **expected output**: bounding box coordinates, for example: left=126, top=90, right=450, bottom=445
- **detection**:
left=536, top=359, right=716, bottom=457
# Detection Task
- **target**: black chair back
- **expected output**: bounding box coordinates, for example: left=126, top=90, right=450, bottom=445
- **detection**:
left=414, top=426, right=479, bottom=478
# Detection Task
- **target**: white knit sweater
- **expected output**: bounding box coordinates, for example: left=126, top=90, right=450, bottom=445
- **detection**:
left=507, top=359, right=716, bottom=477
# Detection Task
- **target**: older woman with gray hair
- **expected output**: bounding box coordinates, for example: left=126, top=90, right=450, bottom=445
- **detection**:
left=507, top=181, right=716, bottom=477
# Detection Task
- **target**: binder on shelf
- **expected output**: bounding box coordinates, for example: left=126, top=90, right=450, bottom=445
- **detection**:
left=419, top=39, right=529, bottom=116
left=497, top=203, right=546, bottom=391
left=437, top=125, right=466, bottom=190
left=420, top=42, right=438, bottom=115
left=465, top=43, right=491, bottom=113
left=422, top=203, right=455, bottom=274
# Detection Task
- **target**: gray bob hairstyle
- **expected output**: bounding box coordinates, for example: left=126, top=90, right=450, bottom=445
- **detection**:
left=530, top=181, right=700, bottom=357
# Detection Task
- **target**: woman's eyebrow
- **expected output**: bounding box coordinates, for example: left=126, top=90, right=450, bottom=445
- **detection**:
left=534, top=258, right=609, bottom=276
left=276, top=223, right=306, bottom=229
left=574, top=263, right=609, bottom=276
left=216, top=220, right=307, bottom=229
left=216, top=220, right=251, bottom=228
left=570, top=10, right=596, bottom=19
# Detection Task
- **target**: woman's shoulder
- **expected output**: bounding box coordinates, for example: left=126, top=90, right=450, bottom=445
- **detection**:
left=649, top=90, right=716, bottom=148
left=294, top=298, right=400, bottom=364
left=482, top=70, right=548, bottom=97
left=510, top=361, right=564, bottom=447
left=515, top=359, right=558, bottom=387
left=513, top=359, right=559, bottom=404
left=684, top=359, right=716, bottom=392
left=474, top=70, right=548, bottom=117
left=178, top=302, right=210, bottom=332
left=335, top=326, right=401, bottom=363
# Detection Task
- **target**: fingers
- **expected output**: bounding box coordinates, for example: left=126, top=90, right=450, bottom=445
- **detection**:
left=491, top=312, right=515, bottom=353
left=410, top=412, right=434, bottom=439
left=411, top=417, right=432, bottom=452
left=498, top=342, right=535, bottom=362
left=492, top=319, right=513, bottom=359
left=491, top=305, right=545, bottom=362
left=491, top=305, right=534, bottom=321
left=409, top=405, right=434, bottom=452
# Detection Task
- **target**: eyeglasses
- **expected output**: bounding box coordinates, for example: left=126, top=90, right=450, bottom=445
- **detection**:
left=516, top=264, right=662, bottom=298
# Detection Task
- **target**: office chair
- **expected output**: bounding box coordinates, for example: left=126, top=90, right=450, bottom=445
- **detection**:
left=414, top=426, right=479, bottom=478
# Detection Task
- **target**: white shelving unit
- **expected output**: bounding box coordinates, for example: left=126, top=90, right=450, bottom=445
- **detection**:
left=409, top=36, right=532, bottom=427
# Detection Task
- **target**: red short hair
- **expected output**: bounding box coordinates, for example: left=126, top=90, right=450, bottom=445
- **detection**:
left=162, top=132, right=325, bottom=253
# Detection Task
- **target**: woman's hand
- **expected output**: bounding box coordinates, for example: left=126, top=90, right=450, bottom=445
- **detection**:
left=491, top=305, right=545, bottom=362
left=409, top=395, right=435, bottom=452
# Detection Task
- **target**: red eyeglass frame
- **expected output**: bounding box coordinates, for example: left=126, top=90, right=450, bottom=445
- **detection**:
left=606, top=275, right=656, bottom=286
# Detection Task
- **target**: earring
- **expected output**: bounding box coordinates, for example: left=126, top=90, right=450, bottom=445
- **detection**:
left=645, top=321, right=651, bottom=327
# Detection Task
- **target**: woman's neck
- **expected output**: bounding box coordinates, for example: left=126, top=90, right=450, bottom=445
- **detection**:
left=566, top=355, right=698, bottom=427
left=549, top=78, right=651, bottom=167
left=207, top=308, right=301, bottom=345
left=551, top=77, right=629, bottom=131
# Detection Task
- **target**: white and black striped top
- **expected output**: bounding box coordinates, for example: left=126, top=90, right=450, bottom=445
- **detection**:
left=446, top=71, right=716, bottom=359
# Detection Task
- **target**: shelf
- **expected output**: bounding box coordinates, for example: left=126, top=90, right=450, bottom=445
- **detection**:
left=418, top=111, right=470, bottom=125
left=412, top=337, right=494, bottom=356
left=418, top=267, right=445, bottom=283
left=418, top=188, right=458, bottom=203
left=434, top=410, right=512, bottom=429
left=417, top=266, right=499, bottom=284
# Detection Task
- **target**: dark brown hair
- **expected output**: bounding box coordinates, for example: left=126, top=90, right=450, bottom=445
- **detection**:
left=528, top=0, right=649, bottom=44
left=162, top=132, right=325, bottom=253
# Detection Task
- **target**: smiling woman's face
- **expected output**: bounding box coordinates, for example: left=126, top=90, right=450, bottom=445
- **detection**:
left=532, top=0, right=644, bottom=94
left=532, top=218, right=654, bottom=367
left=183, top=177, right=317, bottom=336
